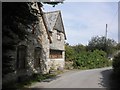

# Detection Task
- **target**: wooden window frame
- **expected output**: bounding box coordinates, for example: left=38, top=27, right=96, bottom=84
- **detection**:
left=50, top=50, right=63, bottom=59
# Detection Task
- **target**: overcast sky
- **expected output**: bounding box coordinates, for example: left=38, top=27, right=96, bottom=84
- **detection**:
left=43, top=1, right=118, bottom=45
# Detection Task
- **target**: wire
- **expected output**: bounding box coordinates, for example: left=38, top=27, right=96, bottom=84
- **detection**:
left=108, top=8, right=118, bottom=32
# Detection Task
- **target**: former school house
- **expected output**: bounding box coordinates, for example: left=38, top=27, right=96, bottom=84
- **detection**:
left=3, top=2, right=66, bottom=83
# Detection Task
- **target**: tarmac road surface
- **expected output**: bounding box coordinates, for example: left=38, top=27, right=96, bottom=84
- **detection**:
left=30, top=67, right=112, bottom=88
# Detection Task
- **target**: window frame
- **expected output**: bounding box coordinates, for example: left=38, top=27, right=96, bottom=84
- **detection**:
left=57, top=31, right=61, bottom=41
left=34, top=47, right=42, bottom=68
left=16, top=45, right=27, bottom=70
left=49, top=50, right=63, bottom=59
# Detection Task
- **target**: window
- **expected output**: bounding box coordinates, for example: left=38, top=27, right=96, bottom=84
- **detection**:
left=50, top=50, right=62, bottom=59
left=57, top=32, right=61, bottom=41
left=17, top=45, right=27, bottom=69
left=34, top=47, right=42, bottom=68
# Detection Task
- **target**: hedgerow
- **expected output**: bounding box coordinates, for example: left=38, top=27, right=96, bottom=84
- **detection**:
left=73, top=50, right=111, bottom=69
left=112, top=52, right=120, bottom=75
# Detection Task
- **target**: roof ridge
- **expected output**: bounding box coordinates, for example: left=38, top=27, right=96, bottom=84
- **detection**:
left=44, top=10, right=61, bottom=14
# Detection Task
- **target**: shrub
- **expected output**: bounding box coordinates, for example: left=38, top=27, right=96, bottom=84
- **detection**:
left=73, top=50, right=110, bottom=69
left=112, top=52, right=120, bottom=75
left=65, top=45, right=76, bottom=61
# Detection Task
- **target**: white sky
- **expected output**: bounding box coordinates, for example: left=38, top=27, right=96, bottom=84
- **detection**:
left=43, top=1, right=119, bottom=45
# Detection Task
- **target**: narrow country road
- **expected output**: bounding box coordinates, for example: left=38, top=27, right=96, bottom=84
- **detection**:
left=30, top=67, right=112, bottom=88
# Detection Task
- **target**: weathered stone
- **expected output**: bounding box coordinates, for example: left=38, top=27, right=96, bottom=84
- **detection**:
left=3, top=3, right=66, bottom=84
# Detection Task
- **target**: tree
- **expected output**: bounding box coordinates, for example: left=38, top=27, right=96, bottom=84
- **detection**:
left=72, top=44, right=86, bottom=54
left=115, top=43, right=120, bottom=50
left=87, top=36, right=117, bottom=55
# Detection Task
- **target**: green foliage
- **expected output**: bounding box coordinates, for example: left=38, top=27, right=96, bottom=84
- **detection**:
left=87, top=36, right=117, bottom=55
left=72, top=44, right=86, bottom=53
left=111, top=52, right=120, bottom=87
left=65, top=44, right=76, bottom=61
left=115, top=43, right=120, bottom=50
left=112, top=52, right=120, bottom=75
left=65, top=42, right=112, bottom=69
left=73, top=50, right=111, bottom=69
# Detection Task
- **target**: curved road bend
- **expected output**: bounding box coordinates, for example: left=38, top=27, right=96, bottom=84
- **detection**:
left=30, top=67, right=112, bottom=88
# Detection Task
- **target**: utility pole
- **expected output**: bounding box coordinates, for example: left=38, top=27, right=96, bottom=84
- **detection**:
left=105, top=24, right=108, bottom=39
left=105, top=24, right=108, bottom=56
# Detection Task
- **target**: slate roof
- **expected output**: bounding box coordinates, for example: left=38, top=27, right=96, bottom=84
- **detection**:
left=44, top=10, right=66, bottom=39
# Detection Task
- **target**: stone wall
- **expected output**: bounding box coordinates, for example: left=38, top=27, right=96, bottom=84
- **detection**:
left=50, top=59, right=65, bottom=70
left=49, top=29, right=65, bottom=70
left=50, top=29, right=65, bottom=51
left=3, top=3, right=66, bottom=84
left=37, top=16, right=50, bottom=73
left=3, top=15, right=50, bottom=84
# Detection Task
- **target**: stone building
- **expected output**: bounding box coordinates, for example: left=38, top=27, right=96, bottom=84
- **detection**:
left=3, top=2, right=66, bottom=83
left=45, top=11, right=67, bottom=70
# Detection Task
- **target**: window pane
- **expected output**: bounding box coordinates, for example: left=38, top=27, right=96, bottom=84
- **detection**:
left=50, top=50, right=62, bottom=59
